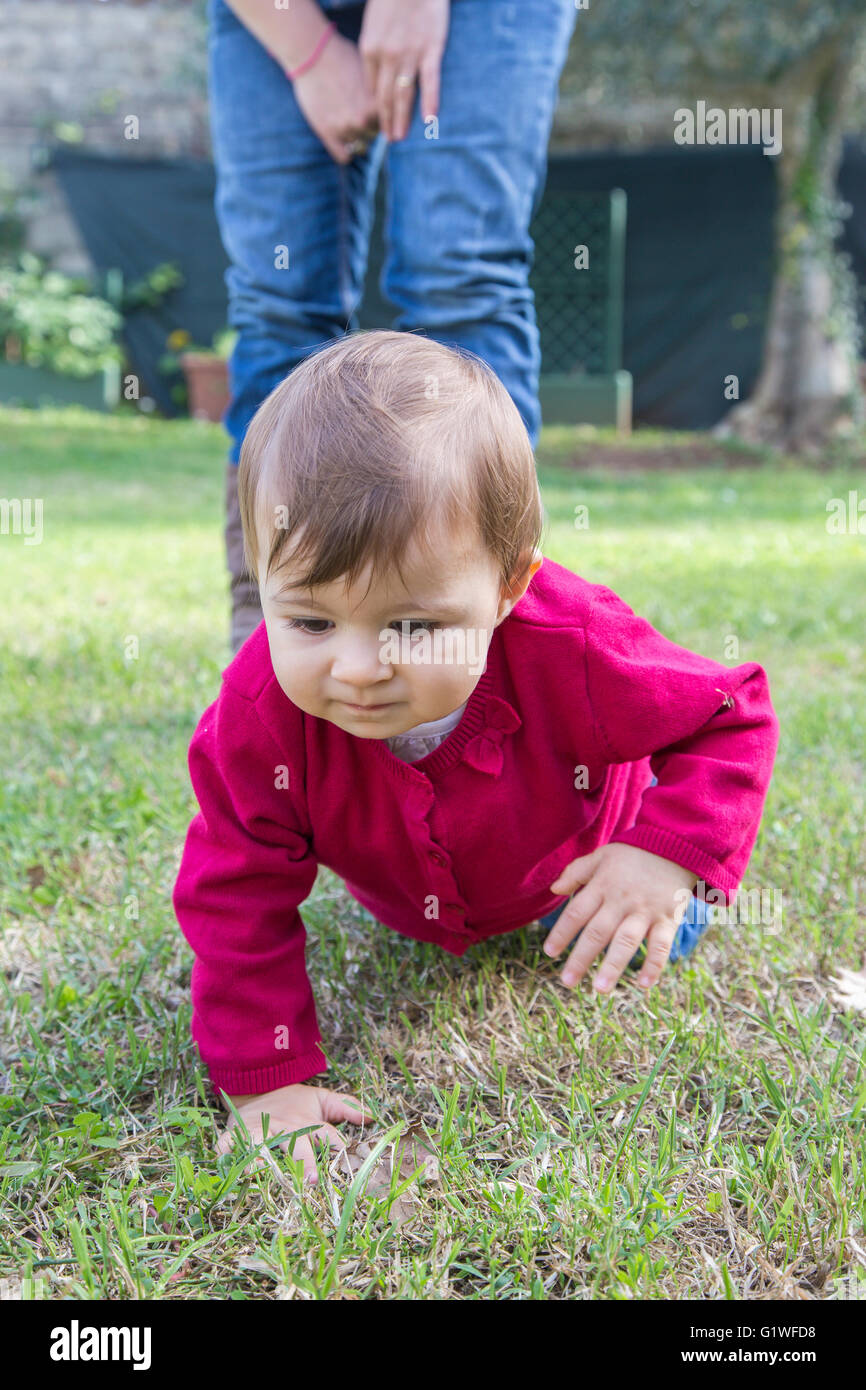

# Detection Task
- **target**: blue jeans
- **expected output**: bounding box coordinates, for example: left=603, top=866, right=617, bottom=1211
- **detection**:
left=206, top=0, right=579, bottom=462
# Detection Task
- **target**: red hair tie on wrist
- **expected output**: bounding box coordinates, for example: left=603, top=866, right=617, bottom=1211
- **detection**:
left=286, top=20, right=336, bottom=80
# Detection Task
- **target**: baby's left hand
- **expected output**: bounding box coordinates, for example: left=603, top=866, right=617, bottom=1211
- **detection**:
left=543, top=843, right=697, bottom=994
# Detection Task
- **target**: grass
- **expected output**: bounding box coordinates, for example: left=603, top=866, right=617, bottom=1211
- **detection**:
left=0, top=404, right=864, bottom=1301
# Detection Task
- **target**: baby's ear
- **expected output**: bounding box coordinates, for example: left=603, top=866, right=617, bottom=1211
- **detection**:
left=497, top=550, right=542, bottom=620
left=509, top=549, right=543, bottom=595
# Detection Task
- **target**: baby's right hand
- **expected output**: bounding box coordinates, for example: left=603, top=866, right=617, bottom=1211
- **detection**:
left=217, top=1083, right=374, bottom=1185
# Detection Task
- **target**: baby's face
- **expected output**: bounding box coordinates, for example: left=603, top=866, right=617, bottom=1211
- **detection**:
left=259, top=521, right=537, bottom=738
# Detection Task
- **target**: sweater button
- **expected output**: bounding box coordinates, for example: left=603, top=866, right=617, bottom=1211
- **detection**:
left=429, top=850, right=447, bottom=866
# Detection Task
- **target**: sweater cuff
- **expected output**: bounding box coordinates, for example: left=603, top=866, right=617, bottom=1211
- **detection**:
left=606, top=824, right=740, bottom=902
left=205, top=1040, right=329, bottom=1097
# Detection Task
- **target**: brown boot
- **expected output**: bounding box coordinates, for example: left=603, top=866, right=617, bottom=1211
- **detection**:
left=225, top=460, right=263, bottom=654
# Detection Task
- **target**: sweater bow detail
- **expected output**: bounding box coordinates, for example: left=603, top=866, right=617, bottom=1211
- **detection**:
left=462, top=696, right=522, bottom=776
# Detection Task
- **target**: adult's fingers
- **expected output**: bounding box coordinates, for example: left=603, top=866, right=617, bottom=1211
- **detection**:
left=361, top=51, right=379, bottom=106
left=325, top=131, right=352, bottom=166
left=418, top=48, right=442, bottom=123
left=375, top=53, right=400, bottom=139
left=362, top=103, right=381, bottom=137
left=390, top=72, right=416, bottom=142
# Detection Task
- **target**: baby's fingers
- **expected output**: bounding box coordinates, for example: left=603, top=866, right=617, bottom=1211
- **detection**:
left=277, top=1132, right=319, bottom=1185
left=320, top=1089, right=376, bottom=1125
left=216, top=1123, right=273, bottom=1174
left=593, top=913, right=650, bottom=994
left=543, top=887, right=603, bottom=958
left=313, top=1121, right=350, bottom=1152
left=296, top=1124, right=348, bottom=1185
left=549, top=847, right=602, bottom=896
left=636, top=919, right=678, bottom=989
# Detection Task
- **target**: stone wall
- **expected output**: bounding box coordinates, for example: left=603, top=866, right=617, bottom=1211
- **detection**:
left=0, top=0, right=209, bottom=275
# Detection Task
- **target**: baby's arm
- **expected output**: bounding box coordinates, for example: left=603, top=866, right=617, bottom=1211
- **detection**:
left=582, top=583, right=780, bottom=895
left=541, top=583, right=780, bottom=992
left=173, top=683, right=328, bottom=1104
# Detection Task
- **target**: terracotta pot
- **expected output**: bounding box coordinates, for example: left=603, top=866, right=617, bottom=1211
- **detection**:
left=180, top=352, right=230, bottom=422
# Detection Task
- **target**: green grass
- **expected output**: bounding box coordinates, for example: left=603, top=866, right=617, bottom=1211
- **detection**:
left=1, top=405, right=864, bottom=1301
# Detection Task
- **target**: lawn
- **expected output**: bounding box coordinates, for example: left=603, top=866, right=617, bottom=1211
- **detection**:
left=0, top=405, right=864, bottom=1301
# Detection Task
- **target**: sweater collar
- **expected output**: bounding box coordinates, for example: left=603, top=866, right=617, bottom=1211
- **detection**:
left=369, top=636, right=521, bottom=780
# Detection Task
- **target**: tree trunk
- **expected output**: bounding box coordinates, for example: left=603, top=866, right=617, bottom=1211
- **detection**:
left=717, top=41, right=863, bottom=453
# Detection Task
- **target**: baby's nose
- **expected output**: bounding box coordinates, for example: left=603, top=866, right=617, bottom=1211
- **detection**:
left=331, top=636, right=392, bottom=684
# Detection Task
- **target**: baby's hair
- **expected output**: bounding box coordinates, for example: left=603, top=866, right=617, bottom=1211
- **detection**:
left=237, top=329, right=545, bottom=604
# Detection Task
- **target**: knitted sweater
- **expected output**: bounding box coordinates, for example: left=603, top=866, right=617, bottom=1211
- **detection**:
left=172, top=557, right=779, bottom=1094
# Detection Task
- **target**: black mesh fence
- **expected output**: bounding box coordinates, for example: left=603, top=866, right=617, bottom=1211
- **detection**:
left=46, top=140, right=866, bottom=427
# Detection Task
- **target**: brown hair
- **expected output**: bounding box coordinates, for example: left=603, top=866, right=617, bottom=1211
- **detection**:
left=237, top=329, right=544, bottom=604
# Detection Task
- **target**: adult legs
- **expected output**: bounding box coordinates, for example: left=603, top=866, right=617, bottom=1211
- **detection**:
left=381, top=0, right=579, bottom=450
left=206, top=0, right=383, bottom=650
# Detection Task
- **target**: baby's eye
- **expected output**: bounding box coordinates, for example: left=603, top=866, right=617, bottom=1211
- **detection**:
left=285, top=618, right=331, bottom=634
left=283, top=618, right=440, bottom=636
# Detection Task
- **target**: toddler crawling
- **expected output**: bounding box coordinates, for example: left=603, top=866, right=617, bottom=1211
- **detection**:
left=173, top=330, right=779, bottom=1183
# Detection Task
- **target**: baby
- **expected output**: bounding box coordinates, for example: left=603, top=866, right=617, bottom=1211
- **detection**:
left=173, top=329, right=780, bottom=1184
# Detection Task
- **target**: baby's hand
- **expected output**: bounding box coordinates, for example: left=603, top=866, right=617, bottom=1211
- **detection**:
left=543, top=843, right=697, bottom=994
left=217, top=1083, right=375, bottom=1185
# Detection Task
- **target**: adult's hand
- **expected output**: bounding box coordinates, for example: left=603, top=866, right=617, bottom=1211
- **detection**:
left=358, top=0, right=450, bottom=142
left=292, top=28, right=381, bottom=165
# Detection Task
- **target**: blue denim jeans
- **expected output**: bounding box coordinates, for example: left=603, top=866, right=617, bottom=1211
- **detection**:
left=206, top=0, right=579, bottom=462
left=538, top=780, right=713, bottom=965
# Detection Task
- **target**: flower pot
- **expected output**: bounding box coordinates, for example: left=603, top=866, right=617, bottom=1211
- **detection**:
left=180, top=352, right=230, bottom=422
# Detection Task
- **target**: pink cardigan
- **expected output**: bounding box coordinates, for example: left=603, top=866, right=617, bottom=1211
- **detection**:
left=172, top=558, right=779, bottom=1094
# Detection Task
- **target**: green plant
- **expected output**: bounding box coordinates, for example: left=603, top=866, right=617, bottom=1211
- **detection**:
left=120, top=262, right=185, bottom=314
left=0, top=171, right=29, bottom=256
left=0, top=250, right=123, bottom=377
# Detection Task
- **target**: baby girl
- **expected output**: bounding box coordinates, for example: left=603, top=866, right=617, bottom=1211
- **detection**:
left=173, top=329, right=779, bottom=1183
